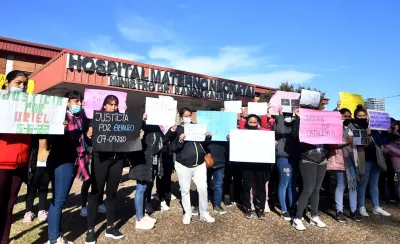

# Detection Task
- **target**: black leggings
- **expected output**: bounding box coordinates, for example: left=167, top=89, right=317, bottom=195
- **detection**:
left=81, top=180, right=104, bottom=208
left=87, top=155, right=124, bottom=229
left=242, top=164, right=268, bottom=211
left=156, top=152, right=174, bottom=202
left=296, top=162, right=327, bottom=219
left=223, top=162, right=243, bottom=203
left=26, top=168, right=50, bottom=212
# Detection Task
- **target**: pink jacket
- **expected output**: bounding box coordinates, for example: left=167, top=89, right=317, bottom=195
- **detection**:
left=327, top=148, right=345, bottom=171
left=383, top=144, right=400, bottom=173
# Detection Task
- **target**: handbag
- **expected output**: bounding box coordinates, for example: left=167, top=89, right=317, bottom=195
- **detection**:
left=204, top=153, right=214, bottom=168
left=370, top=136, right=387, bottom=172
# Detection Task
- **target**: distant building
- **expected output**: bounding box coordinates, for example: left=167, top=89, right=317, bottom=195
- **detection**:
left=365, top=98, right=386, bottom=111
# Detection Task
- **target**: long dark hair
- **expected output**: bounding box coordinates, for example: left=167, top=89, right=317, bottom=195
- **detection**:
left=339, top=108, right=351, bottom=116
left=2, top=70, right=29, bottom=89
left=102, top=95, right=119, bottom=112
left=245, top=114, right=261, bottom=129
left=354, top=104, right=366, bottom=118
left=179, top=107, right=192, bottom=118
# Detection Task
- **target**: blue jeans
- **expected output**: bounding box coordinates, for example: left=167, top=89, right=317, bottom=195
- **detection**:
left=357, top=161, right=380, bottom=209
left=135, top=181, right=147, bottom=219
left=335, top=171, right=357, bottom=212
left=207, top=167, right=225, bottom=207
left=48, top=163, right=74, bottom=244
left=276, top=157, right=297, bottom=212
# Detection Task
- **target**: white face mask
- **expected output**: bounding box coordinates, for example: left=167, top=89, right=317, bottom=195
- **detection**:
left=284, top=117, right=293, bottom=123
left=183, top=117, right=192, bottom=124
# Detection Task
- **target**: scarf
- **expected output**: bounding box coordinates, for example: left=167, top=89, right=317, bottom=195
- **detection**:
left=342, top=127, right=357, bottom=191
left=348, top=123, right=366, bottom=182
left=66, top=111, right=89, bottom=181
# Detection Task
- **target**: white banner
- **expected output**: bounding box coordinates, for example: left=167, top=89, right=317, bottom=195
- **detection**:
left=184, top=124, right=207, bottom=141
left=224, top=101, right=242, bottom=113
left=0, top=91, right=68, bottom=134
left=247, top=102, right=268, bottom=115
left=145, top=97, right=177, bottom=126
left=229, top=129, right=275, bottom=163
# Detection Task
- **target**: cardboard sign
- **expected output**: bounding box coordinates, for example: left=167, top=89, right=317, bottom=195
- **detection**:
left=84, top=88, right=127, bottom=119
left=229, top=129, right=275, bottom=163
left=196, top=111, right=237, bottom=141
left=247, top=102, right=268, bottom=115
left=224, top=101, right=242, bottom=113
left=299, top=108, right=343, bottom=145
left=145, top=97, right=177, bottom=127
left=281, top=99, right=300, bottom=113
left=368, top=110, right=391, bottom=131
left=92, top=111, right=141, bottom=152
left=0, top=91, right=68, bottom=134
left=352, top=129, right=368, bottom=145
left=300, top=89, right=321, bottom=108
left=339, top=92, right=364, bottom=117
left=184, top=124, right=207, bottom=141
left=269, top=91, right=300, bottom=115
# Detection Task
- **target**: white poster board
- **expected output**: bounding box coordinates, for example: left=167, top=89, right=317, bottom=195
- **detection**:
left=184, top=124, right=207, bottom=141
left=247, top=102, right=268, bottom=115
left=300, top=89, right=321, bottom=108
left=224, top=101, right=242, bottom=113
left=145, top=97, right=177, bottom=126
left=229, top=129, right=275, bottom=163
left=0, top=91, right=68, bottom=134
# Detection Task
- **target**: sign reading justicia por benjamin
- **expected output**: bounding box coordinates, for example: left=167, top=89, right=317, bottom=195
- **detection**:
left=66, top=54, right=254, bottom=101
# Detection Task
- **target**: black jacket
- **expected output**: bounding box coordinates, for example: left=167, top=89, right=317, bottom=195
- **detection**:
left=170, top=125, right=206, bottom=168
left=205, top=141, right=228, bottom=169
left=274, top=115, right=300, bottom=162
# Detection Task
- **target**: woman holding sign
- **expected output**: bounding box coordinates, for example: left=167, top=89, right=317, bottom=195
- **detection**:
left=85, top=95, right=126, bottom=244
left=0, top=70, right=31, bottom=244
left=170, top=107, right=215, bottom=225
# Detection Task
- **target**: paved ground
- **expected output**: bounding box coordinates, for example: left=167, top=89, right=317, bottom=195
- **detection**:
left=10, top=171, right=400, bottom=244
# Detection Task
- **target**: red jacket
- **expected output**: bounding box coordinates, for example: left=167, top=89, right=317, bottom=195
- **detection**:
left=0, top=134, right=31, bottom=169
left=238, top=116, right=274, bottom=131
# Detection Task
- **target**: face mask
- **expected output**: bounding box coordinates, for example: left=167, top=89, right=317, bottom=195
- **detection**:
left=246, top=125, right=258, bottom=130
left=183, top=117, right=192, bottom=124
left=284, top=117, right=293, bottom=123
left=70, top=105, right=81, bottom=114
left=10, top=87, right=25, bottom=93
left=353, top=118, right=368, bottom=129
left=343, top=119, right=351, bottom=126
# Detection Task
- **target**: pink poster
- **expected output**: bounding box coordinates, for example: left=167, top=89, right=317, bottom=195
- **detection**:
left=269, top=91, right=300, bottom=115
left=299, top=108, right=343, bottom=145
left=84, top=88, right=128, bottom=119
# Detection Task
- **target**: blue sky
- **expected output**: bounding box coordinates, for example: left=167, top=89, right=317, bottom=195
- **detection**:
left=3, top=0, right=400, bottom=118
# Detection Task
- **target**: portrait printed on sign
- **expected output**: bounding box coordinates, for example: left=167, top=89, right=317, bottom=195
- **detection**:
left=352, top=129, right=368, bottom=145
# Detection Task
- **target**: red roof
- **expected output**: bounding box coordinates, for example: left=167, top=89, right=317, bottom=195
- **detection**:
left=0, top=36, right=63, bottom=59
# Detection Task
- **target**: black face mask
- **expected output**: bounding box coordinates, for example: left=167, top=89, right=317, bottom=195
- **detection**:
left=352, top=118, right=369, bottom=129
left=343, top=119, right=351, bottom=126
left=246, top=125, right=258, bottom=130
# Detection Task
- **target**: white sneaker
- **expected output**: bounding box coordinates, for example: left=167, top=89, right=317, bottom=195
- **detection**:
left=145, top=203, right=154, bottom=213
left=97, top=204, right=106, bottom=214
left=160, top=201, right=170, bottom=211
left=80, top=207, right=88, bottom=217
left=135, top=219, right=154, bottom=230
left=359, top=207, right=369, bottom=217
left=171, top=194, right=177, bottom=200
left=183, top=213, right=191, bottom=225
left=144, top=214, right=157, bottom=224
left=47, top=236, right=74, bottom=244
left=200, top=213, right=215, bottom=223
left=292, top=218, right=306, bottom=231
left=264, top=202, right=271, bottom=213
left=373, top=207, right=391, bottom=216
left=310, top=216, right=327, bottom=228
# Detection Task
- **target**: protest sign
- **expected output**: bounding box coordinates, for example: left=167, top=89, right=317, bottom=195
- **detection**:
left=229, top=129, right=275, bottom=163
left=281, top=99, right=300, bottom=113
left=247, top=102, right=268, bottom=115
left=0, top=74, right=35, bottom=94
left=368, top=110, right=391, bottom=131
left=299, top=108, right=343, bottom=144
left=145, top=97, right=177, bottom=127
left=269, top=91, right=300, bottom=115
left=300, top=89, right=321, bottom=108
left=184, top=124, right=207, bottom=141
left=196, top=111, right=237, bottom=141
left=339, top=92, right=364, bottom=117
left=84, top=88, right=127, bottom=119
left=92, top=111, right=142, bottom=152
left=224, top=101, right=242, bottom=113
left=0, top=91, right=68, bottom=134
left=352, top=129, right=368, bottom=145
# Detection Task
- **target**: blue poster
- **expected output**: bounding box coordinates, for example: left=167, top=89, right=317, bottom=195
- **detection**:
left=196, top=111, right=237, bottom=141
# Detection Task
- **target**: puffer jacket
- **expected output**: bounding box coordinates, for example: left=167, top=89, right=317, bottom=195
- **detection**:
left=383, top=143, right=400, bottom=172
left=0, top=134, right=31, bottom=169
left=327, top=149, right=345, bottom=171
left=274, top=115, right=300, bottom=160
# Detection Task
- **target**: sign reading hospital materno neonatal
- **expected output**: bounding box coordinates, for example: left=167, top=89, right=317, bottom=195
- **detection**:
left=66, top=54, right=254, bottom=101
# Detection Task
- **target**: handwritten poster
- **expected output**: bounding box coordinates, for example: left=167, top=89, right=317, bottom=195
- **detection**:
left=184, top=124, right=207, bottom=141
left=352, top=129, right=368, bottom=145
left=368, top=110, right=391, bottom=131
left=196, top=111, right=237, bottom=141
left=229, top=129, right=275, bottom=163
left=269, top=91, right=301, bottom=115
left=339, top=92, right=364, bottom=117
left=300, top=89, right=321, bottom=108
left=145, top=97, right=177, bottom=127
left=84, top=88, right=127, bottom=119
left=0, top=91, right=68, bottom=134
left=299, top=108, right=343, bottom=144
left=92, top=111, right=141, bottom=152
left=247, top=102, right=268, bottom=115
left=0, top=74, right=35, bottom=94
left=224, top=101, right=242, bottom=113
